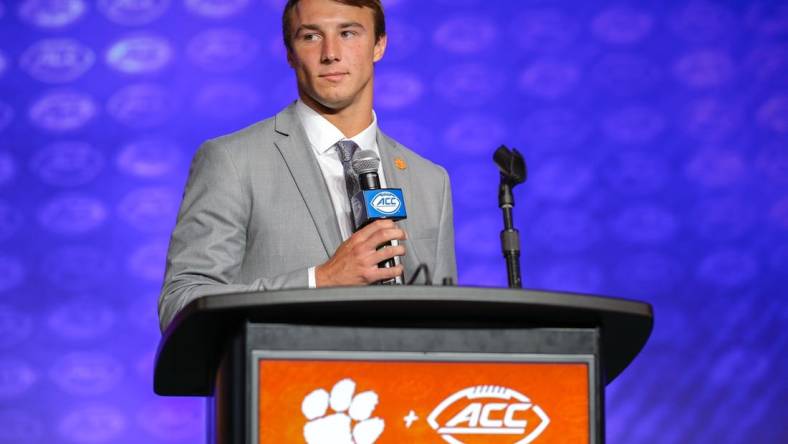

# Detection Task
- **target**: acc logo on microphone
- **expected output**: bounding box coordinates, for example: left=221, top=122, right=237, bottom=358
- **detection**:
left=371, top=191, right=401, bottom=215
left=427, top=385, right=550, bottom=444
left=355, top=189, right=407, bottom=225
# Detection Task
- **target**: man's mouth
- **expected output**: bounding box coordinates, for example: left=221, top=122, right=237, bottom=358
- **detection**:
left=319, top=72, right=348, bottom=82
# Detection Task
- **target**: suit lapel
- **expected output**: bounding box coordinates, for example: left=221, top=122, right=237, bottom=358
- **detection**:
left=273, top=104, right=343, bottom=257
left=377, top=131, right=422, bottom=278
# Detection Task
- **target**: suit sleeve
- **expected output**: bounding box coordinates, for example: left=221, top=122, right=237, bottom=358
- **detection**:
left=434, top=166, right=458, bottom=283
left=158, top=141, right=308, bottom=332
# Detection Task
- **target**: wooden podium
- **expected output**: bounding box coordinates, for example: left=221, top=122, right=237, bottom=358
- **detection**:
left=154, top=287, right=652, bottom=444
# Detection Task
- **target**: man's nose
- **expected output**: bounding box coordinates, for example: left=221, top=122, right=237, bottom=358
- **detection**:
left=320, top=35, right=340, bottom=63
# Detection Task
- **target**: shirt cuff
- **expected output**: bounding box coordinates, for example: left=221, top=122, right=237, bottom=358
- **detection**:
left=308, top=266, right=317, bottom=288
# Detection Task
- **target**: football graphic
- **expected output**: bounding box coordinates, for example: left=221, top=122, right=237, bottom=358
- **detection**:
left=426, top=385, right=550, bottom=444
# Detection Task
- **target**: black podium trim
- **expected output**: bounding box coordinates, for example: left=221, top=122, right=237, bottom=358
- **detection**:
left=154, top=286, right=652, bottom=396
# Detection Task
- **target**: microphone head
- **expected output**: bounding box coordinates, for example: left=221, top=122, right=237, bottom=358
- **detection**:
left=351, top=149, right=380, bottom=175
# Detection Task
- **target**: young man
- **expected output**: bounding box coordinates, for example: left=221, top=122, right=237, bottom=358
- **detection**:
left=158, top=0, right=456, bottom=330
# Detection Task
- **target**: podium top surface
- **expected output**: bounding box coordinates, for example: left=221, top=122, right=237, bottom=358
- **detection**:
left=154, top=286, right=653, bottom=396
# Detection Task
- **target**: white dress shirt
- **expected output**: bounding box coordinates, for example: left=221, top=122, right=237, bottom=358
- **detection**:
left=294, top=100, right=398, bottom=287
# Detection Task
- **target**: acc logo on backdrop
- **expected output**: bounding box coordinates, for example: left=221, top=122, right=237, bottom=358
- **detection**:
left=106, top=35, right=173, bottom=74
left=758, top=94, right=788, bottom=134
left=435, top=63, right=504, bottom=107
left=28, top=90, right=97, bottom=132
left=37, top=194, right=107, bottom=235
left=427, top=385, right=550, bottom=444
left=107, top=83, right=177, bottom=128
left=518, top=60, right=580, bottom=100
left=433, top=17, right=497, bottom=54
left=117, top=186, right=180, bottom=232
left=604, top=151, right=667, bottom=195
left=184, top=0, right=250, bottom=18
left=0, top=102, right=13, bottom=132
left=43, top=246, right=115, bottom=291
left=0, top=359, right=37, bottom=398
left=0, top=256, right=25, bottom=294
left=519, top=108, right=591, bottom=149
left=512, top=10, right=580, bottom=52
left=0, top=51, right=6, bottom=78
left=116, top=138, right=181, bottom=178
left=0, top=411, right=44, bottom=442
left=380, top=19, right=422, bottom=62
left=127, top=241, right=169, bottom=281
left=50, top=352, right=124, bottom=396
left=602, top=106, right=665, bottom=144
left=187, top=28, right=260, bottom=72
left=444, top=114, right=506, bottom=155
left=20, top=38, right=95, bottom=83
left=58, top=406, right=126, bottom=443
left=98, top=0, right=171, bottom=26
left=0, top=151, right=15, bottom=186
left=0, top=306, right=33, bottom=348
left=30, top=141, right=105, bottom=187
left=137, top=399, right=204, bottom=441
left=591, top=53, right=660, bottom=96
left=611, top=204, right=677, bottom=244
left=374, top=70, right=423, bottom=110
left=530, top=156, right=593, bottom=202
left=47, top=298, right=116, bottom=340
left=590, top=7, right=654, bottom=44
left=194, top=82, right=261, bottom=118
left=18, top=0, right=87, bottom=28
left=0, top=201, right=24, bottom=241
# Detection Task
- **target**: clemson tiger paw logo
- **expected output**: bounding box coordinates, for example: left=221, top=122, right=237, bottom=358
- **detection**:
left=301, top=378, right=385, bottom=444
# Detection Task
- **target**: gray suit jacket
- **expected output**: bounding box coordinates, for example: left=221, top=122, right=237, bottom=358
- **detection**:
left=158, top=103, right=457, bottom=330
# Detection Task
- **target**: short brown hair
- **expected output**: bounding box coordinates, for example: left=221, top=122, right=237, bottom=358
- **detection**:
left=282, top=0, right=386, bottom=52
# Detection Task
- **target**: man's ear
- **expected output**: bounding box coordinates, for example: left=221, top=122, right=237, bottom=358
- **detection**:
left=372, top=34, right=387, bottom=63
left=286, top=48, right=295, bottom=68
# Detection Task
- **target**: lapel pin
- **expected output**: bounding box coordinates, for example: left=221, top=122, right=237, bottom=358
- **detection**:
left=394, top=157, right=407, bottom=170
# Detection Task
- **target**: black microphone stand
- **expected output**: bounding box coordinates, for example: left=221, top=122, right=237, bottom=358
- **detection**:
left=493, top=145, right=527, bottom=288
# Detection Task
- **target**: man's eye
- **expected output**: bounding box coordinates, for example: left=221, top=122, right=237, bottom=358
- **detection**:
left=302, top=33, right=320, bottom=41
left=341, top=30, right=357, bottom=38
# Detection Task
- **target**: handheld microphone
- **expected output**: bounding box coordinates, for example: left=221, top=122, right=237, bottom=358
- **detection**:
left=350, top=150, right=407, bottom=276
left=351, top=150, right=382, bottom=191
left=350, top=150, right=407, bottom=229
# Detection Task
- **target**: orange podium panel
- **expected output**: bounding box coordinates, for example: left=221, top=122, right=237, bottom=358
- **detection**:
left=257, top=356, right=591, bottom=444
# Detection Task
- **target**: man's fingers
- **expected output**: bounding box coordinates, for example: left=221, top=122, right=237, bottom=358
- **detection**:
left=351, top=219, right=407, bottom=247
left=369, top=244, right=405, bottom=265
left=363, top=227, right=406, bottom=250
left=317, top=220, right=407, bottom=287
left=352, top=219, right=395, bottom=244
left=363, top=265, right=403, bottom=283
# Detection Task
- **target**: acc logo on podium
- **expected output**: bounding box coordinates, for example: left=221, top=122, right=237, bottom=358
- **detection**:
left=427, top=385, right=550, bottom=444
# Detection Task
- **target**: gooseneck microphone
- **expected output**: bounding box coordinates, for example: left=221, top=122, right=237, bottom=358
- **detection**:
left=350, top=150, right=405, bottom=280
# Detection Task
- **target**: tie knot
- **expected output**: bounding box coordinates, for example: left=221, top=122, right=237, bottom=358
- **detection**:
left=336, top=140, right=359, bottom=163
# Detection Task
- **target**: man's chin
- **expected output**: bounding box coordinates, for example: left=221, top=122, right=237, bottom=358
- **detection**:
left=311, top=96, right=354, bottom=113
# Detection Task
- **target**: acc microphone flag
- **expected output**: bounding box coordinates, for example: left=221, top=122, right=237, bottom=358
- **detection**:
left=352, top=188, right=407, bottom=229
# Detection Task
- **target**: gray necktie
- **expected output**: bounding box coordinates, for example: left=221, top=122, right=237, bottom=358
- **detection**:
left=336, top=140, right=361, bottom=230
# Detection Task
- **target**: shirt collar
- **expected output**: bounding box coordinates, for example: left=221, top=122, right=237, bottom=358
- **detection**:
left=295, top=99, right=378, bottom=156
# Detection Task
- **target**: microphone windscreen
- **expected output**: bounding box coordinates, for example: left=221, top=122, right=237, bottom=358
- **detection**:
left=351, top=150, right=380, bottom=175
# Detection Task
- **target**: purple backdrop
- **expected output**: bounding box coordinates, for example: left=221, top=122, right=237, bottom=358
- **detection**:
left=0, top=0, right=786, bottom=442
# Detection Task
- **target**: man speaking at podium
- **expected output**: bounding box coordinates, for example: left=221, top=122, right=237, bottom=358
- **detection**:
left=158, top=0, right=457, bottom=330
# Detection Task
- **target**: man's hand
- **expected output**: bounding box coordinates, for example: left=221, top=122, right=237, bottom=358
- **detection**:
left=315, top=219, right=406, bottom=287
